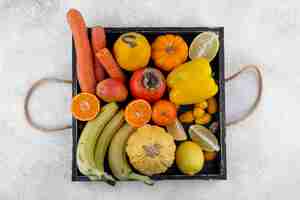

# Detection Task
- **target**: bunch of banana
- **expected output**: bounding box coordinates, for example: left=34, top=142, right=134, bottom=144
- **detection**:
left=76, top=102, right=153, bottom=186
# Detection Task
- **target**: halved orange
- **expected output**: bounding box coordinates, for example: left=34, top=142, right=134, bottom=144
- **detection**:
left=125, top=99, right=152, bottom=128
left=71, top=93, right=100, bottom=121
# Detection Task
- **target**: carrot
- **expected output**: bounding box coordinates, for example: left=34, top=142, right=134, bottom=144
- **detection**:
left=91, top=27, right=106, bottom=82
left=94, top=58, right=106, bottom=82
left=96, top=48, right=126, bottom=82
left=67, top=9, right=96, bottom=93
left=91, top=27, right=106, bottom=52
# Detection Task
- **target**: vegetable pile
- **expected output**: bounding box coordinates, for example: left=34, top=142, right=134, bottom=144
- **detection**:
left=68, top=9, right=222, bottom=186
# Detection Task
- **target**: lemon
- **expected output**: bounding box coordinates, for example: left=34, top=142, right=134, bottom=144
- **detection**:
left=188, top=125, right=220, bottom=152
left=189, top=31, right=219, bottom=62
left=176, top=141, right=204, bottom=175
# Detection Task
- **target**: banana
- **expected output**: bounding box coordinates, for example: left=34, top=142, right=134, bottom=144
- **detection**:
left=108, top=123, right=154, bottom=185
left=94, top=110, right=125, bottom=184
left=76, top=102, right=118, bottom=185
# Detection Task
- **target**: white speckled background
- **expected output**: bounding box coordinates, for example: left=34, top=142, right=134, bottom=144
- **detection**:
left=1, top=0, right=300, bottom=199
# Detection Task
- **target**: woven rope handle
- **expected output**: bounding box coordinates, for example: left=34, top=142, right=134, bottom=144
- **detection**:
left=24, top=65, right=263, bottom=132
left=225, top=64, right=263, bottom=126
left=24, top=77, right=72, bottom=132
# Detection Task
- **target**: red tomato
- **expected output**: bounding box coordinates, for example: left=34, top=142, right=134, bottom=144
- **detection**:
left=130, top=68, right=166, bottom=102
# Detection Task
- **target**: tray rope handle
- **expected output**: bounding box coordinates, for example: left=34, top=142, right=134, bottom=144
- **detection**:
left=225, top=64, right=263, bottom=126
left=24, top=65, right=262, bottom=132
left=24, top=77, right=72, bottom=132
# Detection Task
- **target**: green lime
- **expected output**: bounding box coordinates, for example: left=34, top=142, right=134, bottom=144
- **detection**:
left=188, top=125, right=220, bottom=152
left=189, top=31, right=219, bottom=62
left=176, top=141, right=204, bottom=175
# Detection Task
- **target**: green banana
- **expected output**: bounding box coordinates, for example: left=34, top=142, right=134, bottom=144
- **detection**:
left=94, top=109, right=125, bottom=184
left=108, top=123, right=154, bottom=185
left=76, top=102, right=118, bottom=185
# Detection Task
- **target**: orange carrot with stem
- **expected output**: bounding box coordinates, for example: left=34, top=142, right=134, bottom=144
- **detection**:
left=96, top=48, right=126, bottom=83
left=91, top=27, right=106, bottom=82
left=67, top=9, right=96, bottom=93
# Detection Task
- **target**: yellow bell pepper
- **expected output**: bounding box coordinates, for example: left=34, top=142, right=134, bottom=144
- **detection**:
left=167, top=58, right=218, bottom=105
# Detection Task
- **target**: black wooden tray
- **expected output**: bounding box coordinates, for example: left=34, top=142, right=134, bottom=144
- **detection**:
left=72, top=27, right=226, bottom=182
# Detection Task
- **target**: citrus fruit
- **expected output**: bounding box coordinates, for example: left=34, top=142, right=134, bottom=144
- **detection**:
left=188, top=125, right=220, bottom=152
left=195, top=113, right=212, bottom=125
left=203, top=151, right=217, bottom=161
left=176, top=141, right=204, bottom=175
left=71, top=93, right=100, bottom=121
left=207, top=97, right=218, bottom=114
left=152, top=100, right=177, bottom=126
left=193, top=107, right=205, bottom=118
left=179, top=111, right=194, bottom=123
left=125, top=99, right=152, bottom=128
left=189, top=31, right=219, bottom=62
left=166, top=118, right=187, bottom=141
left=195, top=101, right=208, bottom=109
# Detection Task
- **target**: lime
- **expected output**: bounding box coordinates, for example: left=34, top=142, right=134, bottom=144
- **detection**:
left=188, top=125, right=220, bottom=152
left=176, top=141, right=204, bottom=175
left=189, top=31, right=219, bottom=62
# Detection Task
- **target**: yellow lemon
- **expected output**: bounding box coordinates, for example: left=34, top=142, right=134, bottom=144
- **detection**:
left=175, top=141, right=204, bottom=175
left=113, top=32, right=151, bottom=71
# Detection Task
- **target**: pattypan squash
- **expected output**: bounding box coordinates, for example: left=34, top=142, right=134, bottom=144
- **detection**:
left=126, top=125, right=176, bottom=176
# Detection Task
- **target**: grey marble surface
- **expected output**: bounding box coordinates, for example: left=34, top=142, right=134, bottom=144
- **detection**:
left=0, top=0, right=300, bottom=199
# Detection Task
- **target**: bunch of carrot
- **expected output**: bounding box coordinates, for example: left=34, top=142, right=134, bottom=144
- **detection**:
left=67, top=9, right=125, bottom=93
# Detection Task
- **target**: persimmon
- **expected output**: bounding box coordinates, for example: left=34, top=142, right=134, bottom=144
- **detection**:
left=125, top=99, right=152, bottom=128
left=152, top=100, right=177, bottom=126
left=71, top=93, right=100, bottom=121
left=130, top=68, right=166, bottom=103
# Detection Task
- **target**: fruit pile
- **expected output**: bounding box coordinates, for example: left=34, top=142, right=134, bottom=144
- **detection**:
left=68, top=9, right=221, bottom=185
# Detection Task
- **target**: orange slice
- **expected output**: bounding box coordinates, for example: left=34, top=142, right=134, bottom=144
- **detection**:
left=125, top=99, right=152, bottom=128
left=71, top=93, right=100, bottom=121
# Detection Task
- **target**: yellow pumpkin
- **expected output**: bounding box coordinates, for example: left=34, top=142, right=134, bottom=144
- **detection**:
left=113, top=32, right=151, bottom=71
left=126, top=124, right=176, bottom=176
left=152, top=34, right=188, bottom=71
